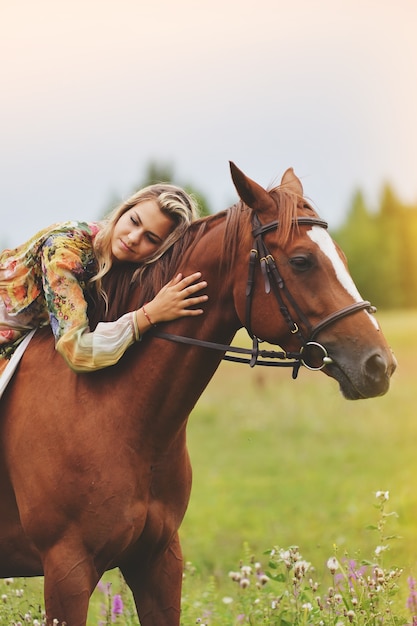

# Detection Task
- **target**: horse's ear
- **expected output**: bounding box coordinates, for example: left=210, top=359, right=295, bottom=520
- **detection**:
left=229, top=161, right=275, bottom=213
left=280, top=168, right=304, bottom=196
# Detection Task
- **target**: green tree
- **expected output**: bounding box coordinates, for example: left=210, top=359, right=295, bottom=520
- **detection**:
left=377, top=184, right=407, bottom=308
left=139, top=160, right=211, bottom=217
left=334, top=183, right=417, bottom=309
left=332, top=190, right=381, bottom=304
left=102, top=161, right=211, bottom=218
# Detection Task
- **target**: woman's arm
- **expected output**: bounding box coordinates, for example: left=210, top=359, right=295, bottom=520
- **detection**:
left=41, top=235, right=139, bottom=372
left=41, top=236, right=208, bottom=373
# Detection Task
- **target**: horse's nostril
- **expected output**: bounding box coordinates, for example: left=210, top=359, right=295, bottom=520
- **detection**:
left=365, top=353, right=388, bottom=381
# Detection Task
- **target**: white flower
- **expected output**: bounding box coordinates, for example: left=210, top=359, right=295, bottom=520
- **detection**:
left=222, top=596, right=233, bottom=605
left=279, top=549, right=292, bottom=566
left=302, top=602, right=313, bottom=611
left=327, top=556, right=339, bottom=573
left=376, top=490, right=389, bottom=501
left=294, top=560, right=311, bottom=578
left=375, top=545, right=388, bottom=556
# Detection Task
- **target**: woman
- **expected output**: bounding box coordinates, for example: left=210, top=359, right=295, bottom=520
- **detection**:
left=0, top=184, right=207, bottom=376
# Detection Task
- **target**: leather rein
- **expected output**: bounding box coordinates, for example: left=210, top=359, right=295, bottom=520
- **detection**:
left=154, top=213, right=375, bottom=379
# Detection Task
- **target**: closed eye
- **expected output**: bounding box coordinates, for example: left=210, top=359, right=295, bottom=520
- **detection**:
left=289, top=255, right=313, bottom=272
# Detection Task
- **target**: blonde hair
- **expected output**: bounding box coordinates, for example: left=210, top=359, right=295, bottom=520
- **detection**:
left=91, top=184, right=199, bottom=304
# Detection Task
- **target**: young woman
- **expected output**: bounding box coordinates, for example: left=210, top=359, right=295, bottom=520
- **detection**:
left=0, top=184, right=207, bottom=376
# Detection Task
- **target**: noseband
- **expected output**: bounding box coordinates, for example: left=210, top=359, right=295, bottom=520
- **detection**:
left=154, top=213, right=375, bottom=379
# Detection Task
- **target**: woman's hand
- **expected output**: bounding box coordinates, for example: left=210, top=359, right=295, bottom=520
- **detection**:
left=137, top=272, right=208, bottom=331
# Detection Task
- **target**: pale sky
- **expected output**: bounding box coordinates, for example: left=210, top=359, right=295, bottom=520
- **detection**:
left=1, top=0, right=417, bottom=248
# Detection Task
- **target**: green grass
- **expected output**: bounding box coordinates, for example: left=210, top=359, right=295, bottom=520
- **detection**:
left=182, top=310, right=417, bottom=576
left=1, top=309, right=416, bottom=624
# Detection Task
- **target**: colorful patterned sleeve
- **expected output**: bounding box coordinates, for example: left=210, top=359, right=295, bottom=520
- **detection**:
left=41, top=231, right=137, bottom=372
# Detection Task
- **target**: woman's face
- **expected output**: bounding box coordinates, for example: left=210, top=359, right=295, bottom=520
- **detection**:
left=111, top=199, right=175, bottom=263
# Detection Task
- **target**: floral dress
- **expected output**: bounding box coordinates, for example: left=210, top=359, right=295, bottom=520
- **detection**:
left=0, top=221, right=139, bottom=375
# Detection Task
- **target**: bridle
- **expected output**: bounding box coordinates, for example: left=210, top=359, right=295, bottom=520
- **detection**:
left=154, top=213, right=375, bottom=379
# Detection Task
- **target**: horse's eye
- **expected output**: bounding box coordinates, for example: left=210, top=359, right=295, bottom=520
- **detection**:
left=289, top=256, right=312, bottom=271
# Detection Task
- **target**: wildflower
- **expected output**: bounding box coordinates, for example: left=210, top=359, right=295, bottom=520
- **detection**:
left=240, top=565, right=252, bottom=577
left=222, top=596, right=233, bottom=605
left=4, top=578, right=14, bottom=585
left=327, top=557, right=339, bottom=574
left=112, top=593, right=124, bottom=619
left=278, top=549, right=292, bottom=568
left=374, top=567, right=385, bottom=583
left=346, top=609, right=355, bottom=623
left=302, top=602, right=313, bottom=611
left=1, top=593, right=7, bottom=602
left=294, top=560, right=311, bottom=579
left=407, top=575, right=417, bottom=623
left=375, top=545, right=388, bottom=556
left=375, top=490, right=389, bottom=501
left=240, top=577, right=250, bottom=589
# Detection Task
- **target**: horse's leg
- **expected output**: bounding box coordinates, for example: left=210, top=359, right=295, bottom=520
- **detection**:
left=42, top=540, right=99, bottom=626
left=121, top=532, right=183, bottom=626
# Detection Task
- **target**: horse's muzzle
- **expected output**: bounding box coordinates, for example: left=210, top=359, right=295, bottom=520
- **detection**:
left=323, top=347, right=397, bottom=400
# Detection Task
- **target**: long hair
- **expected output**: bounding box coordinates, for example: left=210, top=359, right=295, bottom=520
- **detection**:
left=90, top=184, right=199, bottom=312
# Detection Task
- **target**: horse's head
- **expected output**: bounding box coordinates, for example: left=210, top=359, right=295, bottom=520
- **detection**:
left=229, top=162, right=397, bottom=399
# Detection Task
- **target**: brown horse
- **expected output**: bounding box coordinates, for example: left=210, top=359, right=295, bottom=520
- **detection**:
left=0, top=163, right=396, bottom=625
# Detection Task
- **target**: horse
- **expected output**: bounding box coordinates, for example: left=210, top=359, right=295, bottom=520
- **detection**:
left=0, top=163, right=396, bottom=625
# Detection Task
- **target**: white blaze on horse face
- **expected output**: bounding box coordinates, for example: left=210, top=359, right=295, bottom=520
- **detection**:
left=307, top=226, right=379, bottom=330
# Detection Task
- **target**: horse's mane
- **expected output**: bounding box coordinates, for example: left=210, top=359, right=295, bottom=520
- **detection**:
left=88, top=185, right=309, bottom=327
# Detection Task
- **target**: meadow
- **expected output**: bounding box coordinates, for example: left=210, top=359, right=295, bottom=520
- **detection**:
left=1, top=309, right=416, bottom=624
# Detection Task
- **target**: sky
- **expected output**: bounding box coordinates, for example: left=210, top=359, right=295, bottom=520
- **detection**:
left=1, top=0, right=417, bottom=249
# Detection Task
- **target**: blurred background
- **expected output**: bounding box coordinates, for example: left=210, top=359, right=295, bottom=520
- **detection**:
left=1, top=3, right=417, bottom=619
left=1, top=0, right=417, bottom=306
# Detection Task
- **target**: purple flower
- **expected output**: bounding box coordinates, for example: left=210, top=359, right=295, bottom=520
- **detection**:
left=112, top=594, right=124, bottom=621
left=407, top=576, right=417, bottom=623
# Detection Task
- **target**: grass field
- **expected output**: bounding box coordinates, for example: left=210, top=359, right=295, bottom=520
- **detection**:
left=1, top=309, right=416, bottom=624
left=182, top=310, right=417, bottom=571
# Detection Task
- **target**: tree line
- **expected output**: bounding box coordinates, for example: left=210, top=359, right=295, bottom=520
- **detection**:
left=332, top=184, right=417, bottom=309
